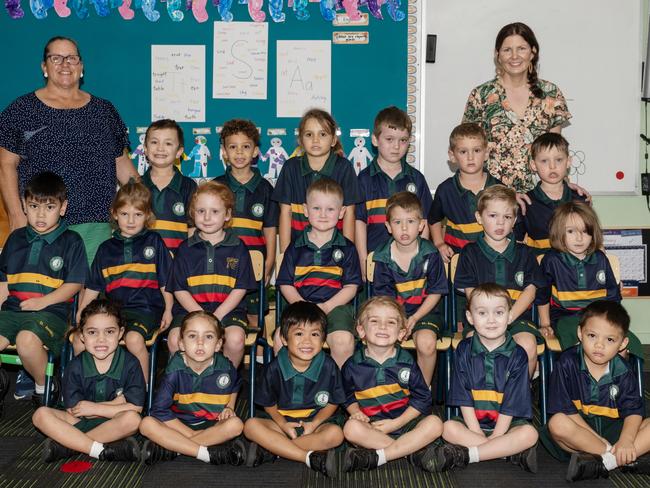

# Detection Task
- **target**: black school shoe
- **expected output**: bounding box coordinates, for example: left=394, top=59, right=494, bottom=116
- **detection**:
left=430, top=443, right=470, bottom=472
left=620, top=454, right=650, bottom=475
left=343, top=448, right=378, bottom=472
left=408, top=444, right=442, bottom=472
left=566, top=452, right=609, bottom=482
left=0, top=369, right=9, bottom=418
left=141, top=440, right=179, bottom=465
left=308, top=449, right=337, bottom=477
left=42, top=438, right=75, bottom=463
left=507, top=444, right=538, bottom=473
left=208, top=439, right=246, bottom=466
left=99, top=437, right=140, bottom=462
left=244, top=441, right=277, bottom=467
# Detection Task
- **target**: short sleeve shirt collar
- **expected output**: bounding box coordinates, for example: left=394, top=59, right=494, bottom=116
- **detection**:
left=477, top=233, right=516, bottom=263
left=81, top=346, right=125, bottom=380
left=142, top=167, right=184, bottom=195
left=295, top=227, right=347, bottom=250
left=277, top=347, right=324, bottom=381
left=187, top=229, right=241, bottom=248
left=225, top=167, right=262, bottom=194
left=26, top=221, right=67, bottom=244
left=300, top=152, right=337, bottom=177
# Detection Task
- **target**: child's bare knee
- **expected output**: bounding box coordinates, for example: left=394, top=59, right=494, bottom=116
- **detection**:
left=420, top=415, right=444, bottom=437
left=32, top=406, right=51, bottom=427
left=15, top=330, right=42, bottom=350
left=548, top=413, right=570, bottom=437
left=415, top=333, right=438, bottom=357
left=125, top=332, right=145, bottom=350
left=116, top=410, right=142, bottom=431
left=223, top=417, right=244, bottom=437
left=343, top=419, right=367, bottom=441
left=225, top=329, right=245, bottom=352
left=327, top=331, right=354, bottom=353
left=139, top=416, right=158, bottom=436
left=519, top=424, right=539, bottom=446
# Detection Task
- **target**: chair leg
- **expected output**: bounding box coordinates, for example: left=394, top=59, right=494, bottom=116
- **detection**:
left=539, top=352, right=548, bottom=425
left=147, top=340, right=160, bottom=415
left=445, top=349, right=453, bottom=421
left=44, top=351, right=55, bottom=407
left=634, top=356, right=645, bottom=416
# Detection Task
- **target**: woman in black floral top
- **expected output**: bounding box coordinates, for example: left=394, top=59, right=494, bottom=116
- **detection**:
left=463, top=22, right=572, bottom=193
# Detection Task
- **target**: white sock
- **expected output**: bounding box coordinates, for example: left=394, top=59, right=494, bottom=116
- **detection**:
left=34, top=383, right=45, bottom=394
left=601, top=451, right=618, bottom=471
left=305, top=450, right=313, bottom=467
left=89, top=441, right=104, bottom=459
left=376, top=449, right=387, bottom=467
left=468, top=446, right=480, bottom=464
left=197, top=445, right=210, bottom=463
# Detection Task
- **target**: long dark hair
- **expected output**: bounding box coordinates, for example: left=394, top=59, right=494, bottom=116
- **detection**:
left=495, top=22, right=543, bottom=99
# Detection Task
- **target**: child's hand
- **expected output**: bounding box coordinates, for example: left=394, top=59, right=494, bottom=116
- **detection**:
left=515, top=193, right=532, bottom=216
left=281, top=422, right=301, bottom=439
left=350, top=411, right=370, bottom=422
left=405, top=317, right=417, bottom=337
left=612, top=440, right=637, bottom=466
left=218, top=407, right=236, bottom=421
left=371, top=418, right=398, bottom=434
left=159, top=311, right=173, bottom=332
left=299, top=420, right=317, bottom=436
left=539, top=325, right=555, bottom=339
left=69, top=400, right=97, bottom=418
left=436, top=243, right=455, bottom=263
left=20, top=297, right=46, bottom=311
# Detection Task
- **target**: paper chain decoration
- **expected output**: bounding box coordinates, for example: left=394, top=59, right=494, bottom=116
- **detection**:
left=9, top=0, right=404, bottom=21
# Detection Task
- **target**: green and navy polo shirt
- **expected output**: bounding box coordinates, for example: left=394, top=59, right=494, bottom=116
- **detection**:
left=214, top=168, right=278, bottom=254
left=427, top=171, right=501, bottom=252
left=341, top=346, right=432, bottom=419
left=372, top=237, right=448, bottom=316
left=455, top=234, right=545, bottom=321
left=356, top=158, right=433, bottom=252
left=63, top=346, right=146, bottom=408
left=449, top=333, right=532, bottom=430
left=86, top=229, right=172, bottom=320
left=0, top=222, right=88, bottom=320
left=256, top=348, right=346, bottom=421
left=539, top=250, right=620, bottom=325
left=150, top=351, right=241, bottom=424
left=514, top=182, right=586, bottom=253
left=271, top=153, right=361, bottom=242
left=548, top=344, right=643, bottom=420
left=166, top=230, right=256, bottom=315
left=276, top=227, right=362, bottom=303
left=142, top=167, right=197, bottom=251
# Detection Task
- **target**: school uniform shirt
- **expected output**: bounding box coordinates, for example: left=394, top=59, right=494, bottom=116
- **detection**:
left=539, top=249, right=620, bottom=325
left=449, top=334, right=532, bottom=430
left=63, top=347, right=145, bottom=408
left=356, top=158, right=433, bottom=252
left=166, top=230, right=256, bottom=315
left=256, top=348, right=346, bottom=421
left=455, top=234, right=545, bottom=321
left=150, top=351, right=241, bottom=423
left=372, top=237, right=448, bottom=316
left=514, top=182, right=586, bottom=252
left=427, top=171, right=501, bottom=252
left=341, top=346, right=432, bottom=419
left=271, top=153, right=361, bottom=242
left=0, top=223, right=88, bottom=319
left=214, top=168, right=279, bottom=254
left=142, top=167, right=197, bottom=251
left=276, top=227, right=362, bottom=303
left=548, top=344, right=643, bottom=420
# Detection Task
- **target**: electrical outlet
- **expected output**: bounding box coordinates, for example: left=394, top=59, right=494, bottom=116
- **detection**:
left=642, top=173, right=650, bottom=195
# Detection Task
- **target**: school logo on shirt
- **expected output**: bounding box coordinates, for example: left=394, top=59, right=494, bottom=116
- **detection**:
left=251, top=203, right=264, bottom=218
left=398, top=368, right=410, bottom=384
left=406, top=183, right=417, bottom=194
left=514, top=271, right=524, bottom=287
left=217, top=373, right=231, bottom=388
left=143, top=246, right=155, bottom=260
left=609, top=384, right=619, bottom=400
left=314, top=391, right=330, bottom=407
left=49, top=256, right=63, bottom=271
left=172, top=202, right=185, bottom=216
left=332, top=249, right=344, bottom=263
left=596, top=270, right=606, bottom=285
left=226, top=257, right=239, bottom=270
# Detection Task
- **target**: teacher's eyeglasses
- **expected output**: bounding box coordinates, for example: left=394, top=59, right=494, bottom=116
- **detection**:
left=46, top=54, right=81, bottom=65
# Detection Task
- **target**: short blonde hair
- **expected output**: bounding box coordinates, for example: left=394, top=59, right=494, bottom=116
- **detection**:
left=467, top=283, right=512, bottom=311
left=548, top=201, right=602, bottom=255
left=386, top=191, right=423, bottom=221
left=356, top=296, right=407, bottom=331
left=476, top=184, right=518, bottom=215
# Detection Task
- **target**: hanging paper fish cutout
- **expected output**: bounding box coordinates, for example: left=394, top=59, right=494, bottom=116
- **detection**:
left=141, top=0, right=160, bottom=21
left=386, top=0, right=403, bottom=21
left=70, top=0, right=88, bottom=18
left=118, top=0, right=135, bottom=18
left=341, top=0, right=361, bottom=21
left=217, top=0, right=232, bottom=20
left=366, top=0, right=382, bottom=19
left=268, top=0, right=285, bottom=22
left=192, top=0, right=207, bottom=21
left=164, top=0, right=182, bottom=19
left=29, top=0, right=53, bottom=19
left=293, top=0, right=308, bottom=20
left=319, top=0, right=335, bottom=21
left=247, top=0, right=264, bottom=21
left=53, top=0, right=70, bottom=16
left=5, top=0, right=25, bottom=18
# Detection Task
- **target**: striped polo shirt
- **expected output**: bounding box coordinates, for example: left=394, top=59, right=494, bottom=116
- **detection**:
left=341, top=346, right=432, bottom=419
left=142, top=167, right=197, bottom=251
left=548, top=345, right=643, bottom=420
left=539, top=250, right=620, bottom=325
left=150, top=351, right=241, bottom=424
left=214, top=168, right=278, bottom=253
left=449, top=333, right=532, bottom=430
left=271, top=153, right=361, bottom=242
left=372, top=237, right=448, bottom=316
left=166, top=230, right=256, bottom=315
left=455, top=234, right=545, bottom=321
left=514, top=182, right=585, bottom=253
left=276, top=227, right=362, bottom=303
left=356, top=158, right=433, bottom=252
left=86, top=229, right=172, bottom=319
left=0, top=223, right=88, bottom=319
left=256, top=348, right=345, bottom=421
left=428, top=171, right=501, bottom=252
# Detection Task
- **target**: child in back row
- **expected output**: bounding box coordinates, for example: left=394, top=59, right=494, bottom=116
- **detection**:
left=140, top=119, right=197, bottom=252
left=372, top=192, right=447, bottom=386
left=272, top=108, right=361, bottom=251
left=78, top=180, right=173, bottom=382
left=515, top=133, right=587, bottom=253
left=355, top=106, right=433, bottom=275
left=214, top=119, right=278, bottom=327
left=0, top=172, right=88, bottom=408
left=166, top=182, right=256, bottom=365
left=455, top=185, right=545, bottom=378
left=543, top=301, right=650, bottom=481
left=276, top=178, right=362, bottom=367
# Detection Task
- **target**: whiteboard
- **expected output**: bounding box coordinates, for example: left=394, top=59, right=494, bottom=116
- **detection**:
left=421, top=0, right=643, bottom=195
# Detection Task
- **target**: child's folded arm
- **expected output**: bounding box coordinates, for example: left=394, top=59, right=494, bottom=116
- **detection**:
left=20, top=282, right=82, bottom=311
left=320, top=284, right=357, bottom=315
left=509, top=284, right=536, bottom=323
left=214, top=288, right=246, bottom=321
